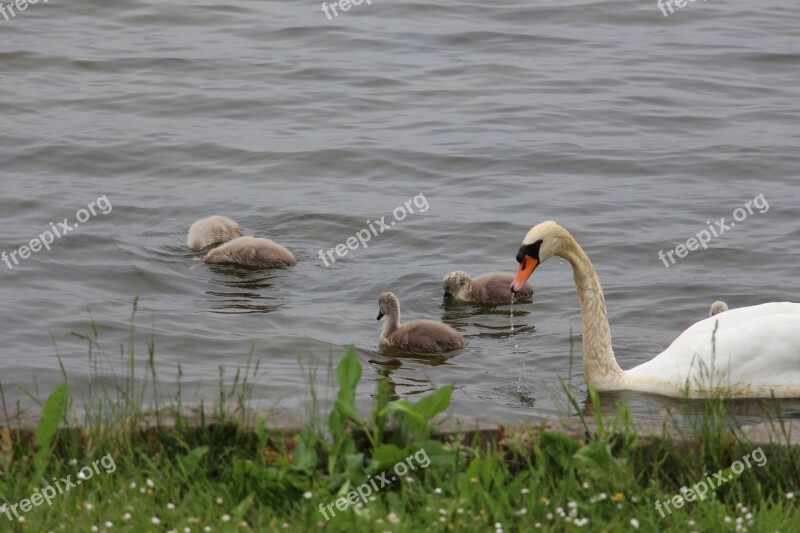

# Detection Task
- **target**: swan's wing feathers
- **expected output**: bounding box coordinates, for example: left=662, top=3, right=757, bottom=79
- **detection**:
left=627, top=303, right=800, bottom=396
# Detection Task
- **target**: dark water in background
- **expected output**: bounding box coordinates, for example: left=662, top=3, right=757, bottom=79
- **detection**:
left=1, top=0, right=799, bottom=423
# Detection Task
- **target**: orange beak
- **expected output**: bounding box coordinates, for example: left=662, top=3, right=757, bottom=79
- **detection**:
left=511, top=256, right=538, bottom=293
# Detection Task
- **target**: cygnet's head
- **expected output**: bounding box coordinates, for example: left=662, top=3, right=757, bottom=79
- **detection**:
left=377, top=292, right=400, bottom=320
left=710, top=300, right=729, bottom=316
left=442, top=271, right=472, bottom=302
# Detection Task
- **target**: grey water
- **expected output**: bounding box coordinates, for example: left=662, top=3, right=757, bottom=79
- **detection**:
left=1, top=0, right=799, bottom=424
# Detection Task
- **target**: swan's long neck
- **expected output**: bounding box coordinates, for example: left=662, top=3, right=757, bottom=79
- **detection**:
left=561, top=237, right=625, bottom=390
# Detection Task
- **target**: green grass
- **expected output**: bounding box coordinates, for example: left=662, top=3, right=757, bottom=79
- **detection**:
left=0, top=308, right=799, bottom=532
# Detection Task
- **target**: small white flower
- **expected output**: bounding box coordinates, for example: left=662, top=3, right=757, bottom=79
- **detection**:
left=152, top=516, right=161, bottom=524
left=388, top=512, right=400, bottom=524
left=146, top=478, right=155, bottom=487
left=456, top=508, right=464, bottom=514
left=521, top=487, right=530, bottom=495
left=568, top=501, right=578, bottom=509
left=725, top=516, right=732, bottom=523
left=574, top=517, right=589, bottom=527
left=439, top=508, right=447, bottom=515
left=204, top=528, right=212, bottom=533
left=534, top=523, right=541, bottom=529
left=434, top=488, right=442, bottom=494
left=303, top=491, right=313, bottom=500
left=122, top=512, right=132, bottom=521
left=167, top=502, right=175, bottom=510
left=745, top=513, right=753, bottom=520
left=84, top=502, right=95, bottom=510
left=184, top=528, right=191, bottom=533
left=69, top=458, right=78, bottom=465
left=631, top=518, right=640, bottom=529
left=495, top=522, right=502, bottom=529
left=546, top=512, right=553, bottom=520
left=406, top=477, right=414, bottom=483
left=787, top=492, right=795, bottom=499
left=516, top=508, right=527, bottom=516
left=130, top=481, right=137, bottom=489
left=91, top=526, right=99, bottom=532
left=582, top=481, right=590, bottom=489
left=688, top=520, right=695, bottom=526
left=105, top=522, right=113, bottom=528
left=215, top=497, right=224, bottom=505
left=17, top=516, right=25, bottom=523
left=631, top=496, right=639, bottom=503
left=369, top=496, right=376, bottom=502
left=222, top=515, right=231, bottom=522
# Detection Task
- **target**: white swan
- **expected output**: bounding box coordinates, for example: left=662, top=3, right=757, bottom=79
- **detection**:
left=510, top=221, right=800, bottom=398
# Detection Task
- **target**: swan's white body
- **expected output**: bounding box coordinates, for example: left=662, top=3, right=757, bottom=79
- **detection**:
left=512, top=221, right=800, bottom=398
left=624, top=302, right=800, bottom=397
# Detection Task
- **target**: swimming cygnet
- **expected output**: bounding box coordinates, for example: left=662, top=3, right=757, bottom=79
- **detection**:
left=710, top=300, right=729, bottom=316
left=187, top=215, right=242, bottom=251
left=442, top=271, right=533, bottom=304
left=203, top=236, right=297, bottom=268
left=377, top=292, right=464, bottom=353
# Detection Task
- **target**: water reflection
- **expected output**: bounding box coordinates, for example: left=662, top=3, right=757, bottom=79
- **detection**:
left=580, top=390, right=800, bottom=427
left=204, top=265, right=285, bottom=314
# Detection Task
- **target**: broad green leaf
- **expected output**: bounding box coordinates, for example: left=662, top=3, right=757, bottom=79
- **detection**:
left=32, top=381, right=69, bottom=485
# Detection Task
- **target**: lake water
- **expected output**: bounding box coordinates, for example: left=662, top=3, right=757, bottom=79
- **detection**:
left=1, top=0, right=799, bottom=424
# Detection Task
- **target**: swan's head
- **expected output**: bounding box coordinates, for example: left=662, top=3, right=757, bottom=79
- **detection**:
left=511, top=220, right=570, bottom=293
left=377, top=292, right=400, bottom=320
left=442, top=271, right=472, bottom=302
left=710, top=300, right=729, bottom=316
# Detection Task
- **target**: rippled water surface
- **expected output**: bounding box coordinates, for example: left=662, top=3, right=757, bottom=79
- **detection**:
left=2, top=0, right=799, bottom=423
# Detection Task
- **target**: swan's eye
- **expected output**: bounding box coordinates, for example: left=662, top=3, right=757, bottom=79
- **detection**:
left=517, top=240, right=543, bottom=263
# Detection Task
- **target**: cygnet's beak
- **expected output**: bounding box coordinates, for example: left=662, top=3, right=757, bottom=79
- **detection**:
left=443, top=292, right=453, bottom=302
left=511, top=255, right=538, bottom=293
left=376, top=311, right=385, bottom=320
